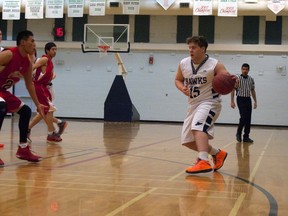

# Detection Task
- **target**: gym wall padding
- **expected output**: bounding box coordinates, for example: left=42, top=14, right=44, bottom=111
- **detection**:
left=104, top=75, right=140, bottom=122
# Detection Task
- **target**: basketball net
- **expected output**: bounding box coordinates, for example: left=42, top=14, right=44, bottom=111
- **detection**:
left=98, top=45, right=110, bottom=58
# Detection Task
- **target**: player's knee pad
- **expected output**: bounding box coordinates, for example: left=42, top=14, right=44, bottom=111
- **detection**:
left=0, top=101, right=7, bottom=117
left=0, top=101, right=7, bottom=130
left=17, top=105, right=31, bottom=143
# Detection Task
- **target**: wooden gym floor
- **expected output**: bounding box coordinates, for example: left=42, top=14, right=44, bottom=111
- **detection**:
left=0, top=116, right=287, bottom=216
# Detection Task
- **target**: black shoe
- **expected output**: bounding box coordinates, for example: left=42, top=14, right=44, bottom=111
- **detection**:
left=243, top=138, right=253, bottom=143
left=236, top=134, right=242, bottom=142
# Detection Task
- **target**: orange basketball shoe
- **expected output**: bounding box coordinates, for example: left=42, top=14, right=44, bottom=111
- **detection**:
left=0, top=143, right=4, bottom=148
left=186, top=158, right=213, bottom=174
left=0, top=158, right=4, bottom=166
left=213, top=149, right=228, bottom=171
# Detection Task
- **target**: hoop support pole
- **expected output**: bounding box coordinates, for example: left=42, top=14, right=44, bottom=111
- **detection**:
left=114, top=53, right=127, bottom=77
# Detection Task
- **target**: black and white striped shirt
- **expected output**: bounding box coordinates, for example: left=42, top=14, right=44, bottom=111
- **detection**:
left=236, top=75, right=255, bottom=97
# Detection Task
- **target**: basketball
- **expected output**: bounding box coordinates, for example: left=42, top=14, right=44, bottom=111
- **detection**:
left=212, top=73, right=235, bottom=95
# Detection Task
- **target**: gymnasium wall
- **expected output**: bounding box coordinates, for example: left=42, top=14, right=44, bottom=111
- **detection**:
left=2, top=14, right=288, bottom=126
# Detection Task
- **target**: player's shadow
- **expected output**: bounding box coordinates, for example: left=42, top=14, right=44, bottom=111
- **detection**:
left=103, top=122, right=139, bottom=170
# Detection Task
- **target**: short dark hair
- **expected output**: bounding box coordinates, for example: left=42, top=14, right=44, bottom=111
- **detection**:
left=16, top=30, right=34, bottom=46
left=45, top=42, right=57, bottom=54
left=186, top=36, right=208, bottom=51
left=242, top=63, right=250, bottom=70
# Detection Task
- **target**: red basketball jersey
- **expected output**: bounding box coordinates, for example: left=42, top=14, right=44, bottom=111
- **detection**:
left=0, top=47, right=30, bottom=91
left=33, top=54, right=54, bottom=85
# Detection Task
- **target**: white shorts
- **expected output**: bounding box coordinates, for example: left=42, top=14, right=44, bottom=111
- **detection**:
left=181, top=100, right=221, bottom=144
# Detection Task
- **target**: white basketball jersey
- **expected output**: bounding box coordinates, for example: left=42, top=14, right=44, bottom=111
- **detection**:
left=180, top=55, right=220, bottom=104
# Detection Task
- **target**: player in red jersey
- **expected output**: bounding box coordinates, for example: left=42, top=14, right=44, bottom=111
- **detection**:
left=0, top=30, right=46, bottom=166
left=0, top=29, right=4, bottom=148
left=28, top=42, right=66, bottom=143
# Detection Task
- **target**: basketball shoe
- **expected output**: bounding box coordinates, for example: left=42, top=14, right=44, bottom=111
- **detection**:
left=47, top=132, right=62, bottom=143
left=213, top=149, right=228, bottom=171
left=243, top=137, right=253, bottom=143
left=236, top=134, right=242, bottom=142
left=57, top=121, right=67, bottom=135
left=0, top=143, right=4, bottom=148
left=16, top=146, right=42, bottom=162
left=0, top=158, right=4, bottom=166
left=186, top=158, right=213, bottom=174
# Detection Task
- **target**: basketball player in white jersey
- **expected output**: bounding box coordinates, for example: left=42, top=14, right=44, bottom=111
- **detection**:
left=175, top=36, right=237, bottom=174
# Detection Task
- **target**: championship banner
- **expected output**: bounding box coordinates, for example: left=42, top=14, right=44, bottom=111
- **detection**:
left=45, top=0, right=64, bottom=18
left=2, top=0, right=21, bottom=20
left=25, top=0, right=44, bottom=19
left=156, top=0, right=176, bottom=10
left=267, top=0, right=285, bottom=14
left=123, top=0, right=140, bottom=14
left=193, top=0, right=213, bottom=16
left=218, top=0, right=238, bottom=17
left=67, top=0, right=84, bottom=17
left=89, top=0, right=105, bottom=16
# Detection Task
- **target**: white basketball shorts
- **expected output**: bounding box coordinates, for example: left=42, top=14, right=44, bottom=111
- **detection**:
left=181, top=100, right=222, bottom=145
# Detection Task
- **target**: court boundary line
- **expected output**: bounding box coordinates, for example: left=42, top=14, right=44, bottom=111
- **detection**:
left=229, top=193, right=246, bottom=216
left=105, top=188, right=157, bottom=216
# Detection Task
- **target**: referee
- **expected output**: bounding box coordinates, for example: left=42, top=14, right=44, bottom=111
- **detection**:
left=231, top=63, right=257, bottom=143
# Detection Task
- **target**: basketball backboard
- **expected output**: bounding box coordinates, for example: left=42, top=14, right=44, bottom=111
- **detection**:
left=81, top=24, right=130, bottom=53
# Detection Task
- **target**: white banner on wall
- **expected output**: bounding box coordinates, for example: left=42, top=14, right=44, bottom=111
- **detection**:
left=156, top=0, right=176, bottom=10
left=89, top=0, right=105, bottom=16
left=267, top=0, right=285, bottom=14
left=123, top=0, right=140, bottom=14
left=193, top=0, right=213, bottom=16
left=218, top=0, right=238, bottom=17
left=45, top=0, right=64, bottom=18
left=2, top=0, right=21, bottom=20
left=68, top=0, right=84, bottom=17
left=25, top=0, right=44, bottom=19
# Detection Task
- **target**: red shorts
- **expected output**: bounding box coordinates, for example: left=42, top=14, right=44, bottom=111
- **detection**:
left=0, top=90, right=23, bottom=112
left=34, top=83, right=53, bottom=114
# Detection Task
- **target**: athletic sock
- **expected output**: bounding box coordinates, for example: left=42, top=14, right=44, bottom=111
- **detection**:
left=18, top=143, right=28, bottom=148
left=198, top=151, right=209, bottom=161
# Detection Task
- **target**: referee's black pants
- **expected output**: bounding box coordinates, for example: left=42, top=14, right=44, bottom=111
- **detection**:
left=236, top=96, right=252, bottom=139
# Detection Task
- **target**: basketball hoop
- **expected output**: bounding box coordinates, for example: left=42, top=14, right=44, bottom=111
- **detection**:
left=98, top=45, right=110, bottom=58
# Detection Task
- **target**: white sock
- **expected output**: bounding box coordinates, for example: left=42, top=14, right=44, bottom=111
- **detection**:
left=57, top=119, right=62, bottom=124
left=48, top=131, right=53, bottom=135
left=198, top=151, right=209, bottom=161
left=209, top=147, right=220, bottom=156
left=18, top=143, right=28, bottom=148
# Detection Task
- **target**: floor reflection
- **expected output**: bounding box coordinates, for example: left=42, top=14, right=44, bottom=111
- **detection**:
left=103, top=122, right=140, bottom=182
left=179, top=172, right=226, bottom=215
